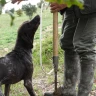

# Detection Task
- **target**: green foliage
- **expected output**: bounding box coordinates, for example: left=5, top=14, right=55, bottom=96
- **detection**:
left=16, top=9, right=23, bottom=17
left=0, top=0, right=6, bottom=6
left=22, top=3, right=37, bottom=20
left=33, top=33, right=64, bottom=66
left=45, top=0, right=84, bottom=9
left=5, top=10, right=15, bottom=26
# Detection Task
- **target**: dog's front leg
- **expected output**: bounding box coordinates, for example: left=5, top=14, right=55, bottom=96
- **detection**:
left=24, top=79, right=36, bottom=96
left=4, top=84, right=10, bottom=96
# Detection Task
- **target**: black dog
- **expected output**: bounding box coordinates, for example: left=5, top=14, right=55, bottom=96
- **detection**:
left=0, top=15, right=40, bottom=96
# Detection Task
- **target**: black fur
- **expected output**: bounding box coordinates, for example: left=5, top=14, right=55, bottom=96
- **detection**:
left=0, top=15, right=40, bottom=96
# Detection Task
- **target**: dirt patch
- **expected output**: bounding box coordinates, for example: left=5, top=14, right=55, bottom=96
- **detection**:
left=33, top=75, right=96, bottom=96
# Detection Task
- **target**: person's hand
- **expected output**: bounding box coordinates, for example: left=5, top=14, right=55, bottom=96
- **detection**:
left=50, top=3, right=67, bottom=13
left=11, top=0, right=25, bottom=4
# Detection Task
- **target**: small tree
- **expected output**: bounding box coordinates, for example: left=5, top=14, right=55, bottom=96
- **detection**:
left=16, top=9, right=23, bottom=17
left=22, top=3, right=37, bottom=20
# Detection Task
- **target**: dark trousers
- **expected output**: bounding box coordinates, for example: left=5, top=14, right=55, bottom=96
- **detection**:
left=60, top=8, right=96, bottom=96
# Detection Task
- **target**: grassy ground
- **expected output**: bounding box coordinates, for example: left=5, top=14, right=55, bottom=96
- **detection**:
left=0, top=8, right=96, bottom=96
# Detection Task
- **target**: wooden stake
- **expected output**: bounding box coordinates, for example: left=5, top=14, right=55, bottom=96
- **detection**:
left=53, top=12, right=58, bottom=56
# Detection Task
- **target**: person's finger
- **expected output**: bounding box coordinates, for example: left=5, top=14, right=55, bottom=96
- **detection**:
left=50, top=3, right=60, bottom=12
left=50, top=5, right=59, bottom=10
left=51, top=8, right=60, bottom=13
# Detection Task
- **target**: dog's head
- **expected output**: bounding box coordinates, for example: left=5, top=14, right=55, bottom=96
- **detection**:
left=17, top=15, right=40, bottom=49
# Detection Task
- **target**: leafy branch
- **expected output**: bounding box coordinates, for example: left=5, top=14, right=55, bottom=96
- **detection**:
left=45, top=0, right=84, bottom=9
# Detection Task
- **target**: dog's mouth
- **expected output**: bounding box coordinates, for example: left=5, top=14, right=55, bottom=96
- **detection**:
left=30, top=15, right=40, bottom=26
left=36, top=21, right=40, bottom=27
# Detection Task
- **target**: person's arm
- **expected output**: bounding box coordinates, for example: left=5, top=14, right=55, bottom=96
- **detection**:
left=50, top=3, right=67, bottom=15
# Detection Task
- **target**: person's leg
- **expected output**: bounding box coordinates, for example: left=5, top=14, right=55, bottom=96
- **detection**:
left=61, top=50, right=80, bottom=96
left=60, top=8, right=80, bottom=96
left=62, top=50, right=80, bottom=96
left=73, top=16, right=96, bottom=96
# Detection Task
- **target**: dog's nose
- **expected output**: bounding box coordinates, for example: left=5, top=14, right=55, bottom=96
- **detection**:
left=30, top=15, right=40, bottom=24
left=35, top=15, right=40, bottom=19
left=34, top=15, right=40, bottom=21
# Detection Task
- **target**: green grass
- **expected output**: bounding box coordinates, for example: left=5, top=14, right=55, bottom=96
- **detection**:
left=1, top=8, right=96, bottom=96
left=0, top=9, right=96, bottom=96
